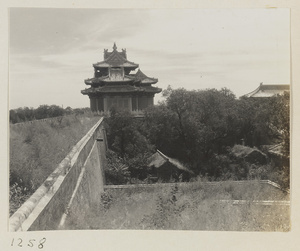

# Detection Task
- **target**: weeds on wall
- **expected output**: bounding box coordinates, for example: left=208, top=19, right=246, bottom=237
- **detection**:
left=140, top=185, right=190, bottom=229
left=64, top=180, right=290, bottom=231
left=9, top=114, right=101, bottom=215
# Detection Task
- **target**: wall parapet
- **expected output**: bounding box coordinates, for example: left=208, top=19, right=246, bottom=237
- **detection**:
left=104, top=180, right=289, bottom=192
left=9, top=117, right=105, bottom=231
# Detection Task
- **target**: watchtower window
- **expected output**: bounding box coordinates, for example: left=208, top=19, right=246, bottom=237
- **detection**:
left=109, top=67, right=124, bottom=81
left=95, top=69, right=101, bottom=77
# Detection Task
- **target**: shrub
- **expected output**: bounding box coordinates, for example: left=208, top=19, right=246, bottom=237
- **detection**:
left=105, top=150, right=131, bottom=185
left=9, top=183, right=31, bottom=216
left=140, top=185, right=190, bottom=229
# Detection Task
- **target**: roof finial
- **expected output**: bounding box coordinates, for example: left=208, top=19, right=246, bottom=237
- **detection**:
left=113, top=42, right=117, bottom=51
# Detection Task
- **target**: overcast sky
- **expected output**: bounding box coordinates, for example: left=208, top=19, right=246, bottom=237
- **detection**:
left=9, top=8, right=290, bottom=109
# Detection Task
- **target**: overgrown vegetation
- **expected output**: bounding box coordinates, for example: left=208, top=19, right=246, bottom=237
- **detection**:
left=104, top=109, right=155, bottom=184
left=64, top=181, right=290, bottom=231
left=105, top=88, right=290, bottom=188
left=9, top=113, right=100, bottom=215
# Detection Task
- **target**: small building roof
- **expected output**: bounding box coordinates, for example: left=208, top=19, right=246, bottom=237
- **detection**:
left=243, top=83, right=290, bottom=98
left=262, top=144, right=284, bottom=156
left=148, top=150, right=194, bottom=174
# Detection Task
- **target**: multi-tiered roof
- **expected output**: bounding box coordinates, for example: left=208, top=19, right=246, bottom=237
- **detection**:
left=81, top=43, right=161, bottom=96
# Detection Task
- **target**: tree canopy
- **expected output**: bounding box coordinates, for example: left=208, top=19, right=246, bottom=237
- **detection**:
left=143, top=87, right=289, bottom=175
left=9, top=105, right=91, bottom=124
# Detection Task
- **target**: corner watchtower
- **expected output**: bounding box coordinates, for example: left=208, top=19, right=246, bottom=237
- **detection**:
left=81, top=43, right=162, bottom=115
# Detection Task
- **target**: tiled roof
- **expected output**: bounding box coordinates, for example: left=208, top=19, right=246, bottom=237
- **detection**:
left=243, top=83, right=290, bottom=98
left=134, top=69, right=158, bottom=84
left=148, top=150, right=194, bottom=174
left=148, top=151, right=168, bottom=168
left=93, top=44, right=138, bottom=68
left=83, top=44, right=161, bottom=95
left=142, top=86, right=162, bottom=93
left=262, top=144, right=283, bottom=156
left=104, top=44, right=127, bottom=59
left=81, top=85, right=162, bottom=95
left=84, top=76, right=108, bottom=85
left=84, top=74, right=161, bottom=88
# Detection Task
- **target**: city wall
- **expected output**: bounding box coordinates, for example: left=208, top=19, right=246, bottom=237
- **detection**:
left=9, top=117, right=106, bottom=231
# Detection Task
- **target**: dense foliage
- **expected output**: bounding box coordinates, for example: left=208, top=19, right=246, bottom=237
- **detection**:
left=144, top=87, right=289, bottom=174
left=9, top=105, right=91, bottom=124
left=105, top=109, right=154, bottom=183
left=144, top=87, right=238, bottom=170
left=106, top=87, right=289, bottom=186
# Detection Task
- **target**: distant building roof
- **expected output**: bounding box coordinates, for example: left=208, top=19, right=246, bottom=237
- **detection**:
left=262, top=144, right=284, bottom=156
left=243, top=83, right=290, bottom=98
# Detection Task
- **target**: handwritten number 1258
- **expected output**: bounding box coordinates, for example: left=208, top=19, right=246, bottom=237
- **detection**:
left=11, top=238, right=46, bottom=249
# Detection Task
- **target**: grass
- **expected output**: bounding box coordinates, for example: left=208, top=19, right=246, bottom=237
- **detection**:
left=64, top=180, right=290, bottom=231
left=9, top=114, right=101, bottom=216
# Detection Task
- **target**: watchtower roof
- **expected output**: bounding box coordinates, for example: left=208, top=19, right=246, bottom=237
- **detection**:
left=134, top=69, right=158, bottom=84
left=93, top=43, right=139, bottom=69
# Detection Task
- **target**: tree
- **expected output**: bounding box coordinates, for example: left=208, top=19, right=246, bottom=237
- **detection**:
left=236, top=94, right=290, bottom=150
left=105, top=108, right=155, bottom=180
left=144, top=103, right=179, bottom=156
left=106, top=108, right=154, bottom=158
left=9, top=105, right=87, bottom=124
left=9, top=107, right=35, bottom=123
left=144, top=87, right=239, bottom=174
left=269, top=92, right=290, bottom=157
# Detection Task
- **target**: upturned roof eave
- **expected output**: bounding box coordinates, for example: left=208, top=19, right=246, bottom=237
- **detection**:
left=149, top=87, right=162, bottom=93
left=93, top=63, right=139, bottom=68
left=134, top=69, right=158, bottom=84
left=243, top=86, right=261, bottom=98
left=101, top=79, right=135, bottom=83
left=81, top=86, right=162, bottom=95
left=85, top=77, right=136, bottom=85
left=140, top=79, right=158, bottom=85
left=81, top=89, right=89, bottom=95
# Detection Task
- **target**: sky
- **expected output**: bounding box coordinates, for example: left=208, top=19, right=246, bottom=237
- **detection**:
left=9, top=8, right=290, bottom=109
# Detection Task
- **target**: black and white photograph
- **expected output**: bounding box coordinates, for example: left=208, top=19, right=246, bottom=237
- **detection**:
left=1, top=2, right=299, bottom=250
